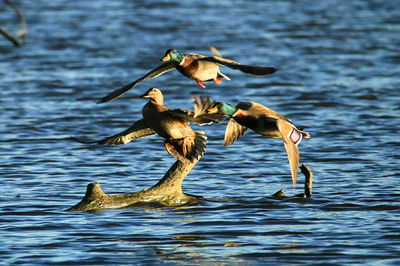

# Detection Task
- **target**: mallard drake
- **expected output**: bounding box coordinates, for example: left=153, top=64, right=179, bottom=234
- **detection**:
left=98, top=49, right=277, bottom=103
left=84, top=88, right=224, bottom=164
left=207, top=101, right=310, bottom=187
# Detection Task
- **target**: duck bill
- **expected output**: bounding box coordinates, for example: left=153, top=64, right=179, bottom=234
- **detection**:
left=139, top=92, right=151, bottom=98
left=161, top=54, right=171, bottom=61
left=206, top=104, right=219, bottom=114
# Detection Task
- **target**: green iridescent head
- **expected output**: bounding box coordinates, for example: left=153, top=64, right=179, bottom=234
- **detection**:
left=207, top=102, right=237, bottom=116
left=161, top=49, right=184, bottom=63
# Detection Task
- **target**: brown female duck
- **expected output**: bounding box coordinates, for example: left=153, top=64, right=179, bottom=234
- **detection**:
left=207, top=100, right=310, bottom=187
left=98, top=49, right=276, bottom=103
left=91, top=88, right=223, bottom=164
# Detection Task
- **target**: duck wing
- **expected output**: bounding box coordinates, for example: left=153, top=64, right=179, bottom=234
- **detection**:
left=190, top=95, right=226, bottom=124
left=166, top=108, right=220, bottom=126
left=276, top=119, right=303, bottom=188
left=208, top=46, right=222, bottom=57
left=98, top=62, right=177, bottom=103
left=165, top=96, right=226, bottom=125
left=97, top=119, right=156, bottom=145
left=223, top=118, right=247, bottom=146
left=198, top=56, right=276, bottom=77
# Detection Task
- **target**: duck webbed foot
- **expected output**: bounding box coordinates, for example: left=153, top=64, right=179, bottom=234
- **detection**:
left=213, top=77, right=222, bottom=84
left=164, top=140, right=191, bottom=164
left=196, top=80, right=206, bottom=88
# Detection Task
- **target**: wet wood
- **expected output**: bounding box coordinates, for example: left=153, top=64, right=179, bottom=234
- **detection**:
left=0, top=0, right=27, bottom=46
left=301, top=164, right=313, bottom=198
left=67, top=159, right=201, bottom=211
left=272, top=189, right=285, bottom=197
left=273, top=163, right=313, bottom=198
left=69, top=160, right=314, bottom=211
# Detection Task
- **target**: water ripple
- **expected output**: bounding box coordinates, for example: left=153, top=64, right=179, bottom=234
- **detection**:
left=1, top=0, right=400, bottom=264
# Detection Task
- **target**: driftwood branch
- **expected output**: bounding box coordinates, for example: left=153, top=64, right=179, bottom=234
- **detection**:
left=300, top=164, right=313, bottom=197
left=69, top=160, right=314, bottom=211
left=68, top=158, right=202, bottom=211
left=272, top=163, right=313, bottom=198
left=0, top=0, right=27, bottom=46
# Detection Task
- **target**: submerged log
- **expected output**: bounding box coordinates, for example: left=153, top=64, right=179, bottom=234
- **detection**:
left=272, top=163, right=313, bottom=198
left=69, top=161, right=314, bottom=211
left=300, top=164, right=313, bottom=198
left=68, top=159, right=201, bottom=211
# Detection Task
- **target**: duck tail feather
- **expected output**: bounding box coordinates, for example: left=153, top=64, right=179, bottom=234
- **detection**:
left=164, top=131, right=208, bottom=164
left=218, top=72, right=231, bottom=81
left=300, top=129, right=310, bottom=139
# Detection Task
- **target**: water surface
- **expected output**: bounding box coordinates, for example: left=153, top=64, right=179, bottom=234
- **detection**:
left=1, top=0, right=399, bottom=264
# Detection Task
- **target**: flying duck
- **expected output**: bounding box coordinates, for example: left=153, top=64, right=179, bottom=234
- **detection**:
left=207, top=100, right=310, bottom=187
left=87, top=88, right=224, bottom=164
left=98, top=49, right=276, bottom=103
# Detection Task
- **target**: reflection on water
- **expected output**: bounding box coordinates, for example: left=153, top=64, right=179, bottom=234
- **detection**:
left=1, top=0, right=400, bottom=264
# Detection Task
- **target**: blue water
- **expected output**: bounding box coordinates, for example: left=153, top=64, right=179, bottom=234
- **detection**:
left=1, top=0, right=400, bottom=264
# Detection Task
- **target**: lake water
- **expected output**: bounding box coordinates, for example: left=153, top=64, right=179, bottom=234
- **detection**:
left=1, top=0, right=399, bottom=264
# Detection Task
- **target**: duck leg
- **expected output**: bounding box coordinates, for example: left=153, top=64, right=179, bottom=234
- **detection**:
left=164, top=141, right=176, bottom=158
left=196, top=80, right=206, bottom=88
left=213, top=77, right=222, bottom=84
left=164, top=140, right=190, bottom=164
left=181, top=138, right=187, bottom=156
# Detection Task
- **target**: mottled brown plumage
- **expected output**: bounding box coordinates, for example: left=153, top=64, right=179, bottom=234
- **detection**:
left=82, top=88, right=224, bottom=164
